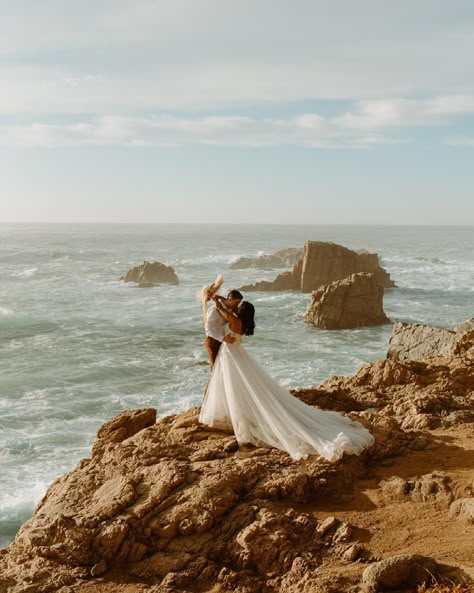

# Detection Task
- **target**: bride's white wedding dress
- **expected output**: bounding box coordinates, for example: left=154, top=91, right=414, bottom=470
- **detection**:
left=199, top=330, right=375, bottom=461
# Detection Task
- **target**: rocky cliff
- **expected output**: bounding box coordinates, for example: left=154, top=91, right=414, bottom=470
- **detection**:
left=1, top=332, right=473, bottom=593
left=240, top=241, right=395, bottom=293
left=387, top=318, right=474, bottom=360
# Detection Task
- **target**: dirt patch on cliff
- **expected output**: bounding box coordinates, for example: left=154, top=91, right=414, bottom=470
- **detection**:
left=309, top=424, right=474, bottom=578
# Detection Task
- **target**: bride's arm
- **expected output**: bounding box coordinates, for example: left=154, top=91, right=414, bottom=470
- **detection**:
left=212, top=297, right=234, bottom=322
left=213, top=297, right=243, bottom=334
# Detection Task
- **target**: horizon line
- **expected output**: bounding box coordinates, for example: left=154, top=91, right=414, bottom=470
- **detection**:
left=1, top=220, right=473, bottom=228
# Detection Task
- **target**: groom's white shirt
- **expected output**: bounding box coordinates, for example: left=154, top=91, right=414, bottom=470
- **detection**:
left=205, top=305, right=227, bottom=342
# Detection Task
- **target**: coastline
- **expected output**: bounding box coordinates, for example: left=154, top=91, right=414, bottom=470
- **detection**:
left=1, top=325, right=473, bottom=593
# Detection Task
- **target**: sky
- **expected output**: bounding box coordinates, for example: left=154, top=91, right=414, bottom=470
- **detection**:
left=0, top=0, right=473, bottom=225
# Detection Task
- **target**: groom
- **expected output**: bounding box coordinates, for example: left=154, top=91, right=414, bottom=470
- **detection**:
left=204, top=289, right=243, bottom=369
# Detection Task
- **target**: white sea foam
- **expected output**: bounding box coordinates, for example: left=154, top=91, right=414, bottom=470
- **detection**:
left=180, top=253, right=242, bottom=265
left=21, top=389, right=49, bottom=401
left=12, top=267, right=39, bottom=278
left=254, top=294, right=290, bottom=302
left=0, top=307, right=13, bottom=315
left=0, top=480, right=49, bottom=516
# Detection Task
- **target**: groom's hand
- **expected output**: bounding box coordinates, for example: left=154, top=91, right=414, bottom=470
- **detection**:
left=223, top=335, right=236, bottom=344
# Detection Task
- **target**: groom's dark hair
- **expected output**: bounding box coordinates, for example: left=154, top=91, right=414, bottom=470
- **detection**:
left=227, top=289, right=243, bottom=300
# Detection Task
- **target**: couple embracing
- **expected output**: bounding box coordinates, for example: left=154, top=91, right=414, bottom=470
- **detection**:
left=199, top=280, right=375, bottom=462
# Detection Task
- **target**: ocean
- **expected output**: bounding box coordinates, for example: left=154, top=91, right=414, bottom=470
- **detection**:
left=0, top=223, right=473, bottom=548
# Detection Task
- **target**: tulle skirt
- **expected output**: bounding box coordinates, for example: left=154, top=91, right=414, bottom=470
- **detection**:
left=199, top=342, right=374, bottom=461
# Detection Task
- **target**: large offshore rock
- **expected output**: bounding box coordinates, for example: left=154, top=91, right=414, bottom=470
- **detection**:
left=305, top=272, right=390, bottom=330
left=120, top=260, right=179, bottom=287
left=386, top=320, right=473, bottom=360
left=240, top=241, right=395, bottom=292
left=230, top=248, right=303, bottom=269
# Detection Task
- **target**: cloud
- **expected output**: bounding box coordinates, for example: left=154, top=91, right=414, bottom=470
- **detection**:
left=444, top=136, right=474, bottom=147
left=0, top=112, right=406, bottom=148
left=1, top=92, right=472, bottom=148
left=1, top=1, right=474, bottom=114
left=335, top=95, right=474, bottom=129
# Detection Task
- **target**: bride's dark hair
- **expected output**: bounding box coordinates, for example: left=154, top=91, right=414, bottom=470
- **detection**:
left=238, top=301, right=255, bottom=336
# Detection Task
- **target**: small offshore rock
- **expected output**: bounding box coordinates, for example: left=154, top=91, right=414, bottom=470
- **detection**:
left=121, top=260, right=179, bottom=286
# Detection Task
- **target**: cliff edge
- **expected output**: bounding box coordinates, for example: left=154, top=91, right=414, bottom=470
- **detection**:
left=1, top=332, right=473, bottom=593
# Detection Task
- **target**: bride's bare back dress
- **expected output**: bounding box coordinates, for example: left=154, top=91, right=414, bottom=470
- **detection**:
left=199, top=331, right=374, bottom=461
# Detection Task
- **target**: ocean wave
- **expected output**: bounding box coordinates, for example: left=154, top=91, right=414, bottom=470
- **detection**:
left=253, top=294, right=292, bottom=303
left=49, top=251, right=71, bottom=260
left=179, top=253, right=243, bottom=265
left=21, top=389, right=49, bottom=401
left=11, top=267, right=39, bottom=278
left=0, top=478, right=50, bottom=530
left=0, top=447, right=10, bottom=462
left=0, top=317, right=59, bottom=342
left=0, top=307, right=13, bottom=316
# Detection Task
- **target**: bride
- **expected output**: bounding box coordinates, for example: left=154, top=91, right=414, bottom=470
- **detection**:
left=199, top=291, right=375, bottom=462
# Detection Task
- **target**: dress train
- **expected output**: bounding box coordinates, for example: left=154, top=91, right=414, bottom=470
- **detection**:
left=199, top=334, right=374, bottom=461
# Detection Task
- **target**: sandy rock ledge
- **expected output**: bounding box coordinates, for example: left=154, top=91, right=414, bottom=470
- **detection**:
left=1, top=333, right=473, bottom=593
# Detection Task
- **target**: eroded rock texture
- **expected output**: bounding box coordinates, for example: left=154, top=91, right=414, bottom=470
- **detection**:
left=294, top=330, right=474, bottom=432
left=1, top=332, right=473, bottom=593
left=387, top=322, right=462, bottom=360
left=305, top=272, right=390, bottom=330
left=241, top=241, right=395, bottom=293
left=121, top=261, right=179, bottom=287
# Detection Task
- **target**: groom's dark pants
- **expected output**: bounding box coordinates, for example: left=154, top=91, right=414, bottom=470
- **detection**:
left=205, top=336, right=222, bottom=370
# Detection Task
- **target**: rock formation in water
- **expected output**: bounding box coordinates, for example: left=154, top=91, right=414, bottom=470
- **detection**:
left=230, top=248, right=303, bottom=270
left=414, top=257, right=444, bottom=264
left=120, top=261, right=179, bottom=287
left=387, top=318, right=474, bottom=360
left=1, top=327, right=473, bottom=593
left=240, top=241, right=396, bottom=293
left=304, top=272, right=390, bottom=330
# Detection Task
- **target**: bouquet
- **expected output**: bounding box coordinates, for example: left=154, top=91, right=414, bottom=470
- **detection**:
left=198, top=274, right=224, bottom=327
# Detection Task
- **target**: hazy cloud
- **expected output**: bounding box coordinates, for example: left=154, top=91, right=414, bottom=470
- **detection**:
left=1, top=91, right=472, bottom=148
left=1, top=1, right=474, bottom=114
left=444, top=136, right=474, bottom=146
left=335, top=95, right=474, bottom=129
